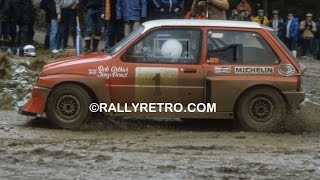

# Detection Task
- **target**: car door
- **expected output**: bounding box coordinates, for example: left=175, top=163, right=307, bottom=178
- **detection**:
left=110, top=28, right=205, bottom=106
left=202, top=29, right=282, bottom=112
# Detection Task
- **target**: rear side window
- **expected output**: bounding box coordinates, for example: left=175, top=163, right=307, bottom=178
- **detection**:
left=207, top=30, right=280, bottom=64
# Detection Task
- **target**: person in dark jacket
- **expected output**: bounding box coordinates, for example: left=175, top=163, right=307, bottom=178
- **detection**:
left=117, top=0, right=147, bottom=36
left=41, top=0, right=59, bottom=53
left=81, top=0, right=104, bottom=52
left=55, top=0, right=79, bottom=50
left=40, top=0, right=51, bottom=49
left=2, top=0, right=34, bottom=46
left=269, top=10, right=285, bottom=42
left=0, top=0, right=9, bottom=44
left=153, top=0, right=183, bottom=19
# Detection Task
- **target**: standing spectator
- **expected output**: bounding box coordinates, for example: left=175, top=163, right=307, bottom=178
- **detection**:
left=104, top=0, right=124, bottom=50
left=237, top=10, right=246, bottom=21
left=27, top=5, right=35, bottom=45
left=314, top=16, right=320, bottom=60
left=269, top=10, right=285, bottom=41
left=0, top=0, right=10, bottom=45
left=153, top=0, right=183, bottom=19
left=185, top=1, right=205, bottom=19
left=300, top=13, right=317, bottom=57
left=252, top=9, right=269, bottom=26
left=40, top=0, right=50, bottom=49
left=55, top=0, right=79, bottom=51
left=117, top=0, right=147, bottom=37
left=229, top=9, right=239, bottom=20
left=191, top=0, right=229, bottom=20
left=229, top=9, right=245, bottom=21
left=146, top=0, right=157, bottom=21
left=41, top=0, right=59, bottom=53
left=236, top=0, right=251, bottom=12
left=3, top=0, right=34, bottom=46
left=284, top=12, right=299, bottom=57
left=244, top=10, right=252, bottom=21
left=82, top=0, right=104, bottom=52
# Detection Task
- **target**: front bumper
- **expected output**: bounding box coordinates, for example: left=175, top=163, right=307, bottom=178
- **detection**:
left=18, top=106, right=37, bottom=116
left=282, top=91, right=305, bottom=110
left=18, top=86, right=51, bottom=116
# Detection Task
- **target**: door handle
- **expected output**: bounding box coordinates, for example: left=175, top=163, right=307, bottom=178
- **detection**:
left=183, top=68, right=197, bottom=73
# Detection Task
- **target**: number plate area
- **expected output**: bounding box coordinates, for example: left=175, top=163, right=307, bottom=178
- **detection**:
left=135, top=67, right=179, bottom=103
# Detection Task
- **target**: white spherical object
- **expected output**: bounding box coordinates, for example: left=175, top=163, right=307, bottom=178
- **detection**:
left=160, top=39, right=182, bottom=59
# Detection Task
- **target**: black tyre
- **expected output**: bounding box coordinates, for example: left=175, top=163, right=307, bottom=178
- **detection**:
left=237, top=87, right=287, bottom=132
left=46, top=84, right=92, bottom=129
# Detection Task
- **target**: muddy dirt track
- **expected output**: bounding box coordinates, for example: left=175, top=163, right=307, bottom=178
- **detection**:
left=0, top=58, right=320, bottom=179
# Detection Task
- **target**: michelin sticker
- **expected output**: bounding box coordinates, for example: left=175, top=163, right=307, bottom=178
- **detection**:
left=278, top=64, right=295, bottom=76
left=214, top=67, right=230, bottom=74
left=235, top=67, right=274, bottom=74
left=88, top=66, right=128, bottom=79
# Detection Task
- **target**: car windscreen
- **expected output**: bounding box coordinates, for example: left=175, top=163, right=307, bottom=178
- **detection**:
left=268, top=29, right=300, bottom=65
left=107, top=25, right=145, bottom=55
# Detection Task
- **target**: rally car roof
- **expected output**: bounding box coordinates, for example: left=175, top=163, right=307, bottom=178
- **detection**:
left=142, top=19, right=262, bottom=30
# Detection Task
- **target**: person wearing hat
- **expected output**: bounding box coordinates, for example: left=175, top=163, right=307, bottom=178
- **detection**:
left=252, top=9, right=269, bottom=26
left=269, top=10, right=285, bottom=41
left=284, top=12, right=299, bottom=57
left=300, top=13, right=317, bottom=57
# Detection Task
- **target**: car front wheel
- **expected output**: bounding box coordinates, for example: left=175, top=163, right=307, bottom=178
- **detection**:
left=237, top=87, right=287, bottom=132
left=46, top=84, right=92, bottom=129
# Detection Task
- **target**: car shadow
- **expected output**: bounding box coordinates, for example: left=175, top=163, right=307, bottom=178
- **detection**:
left=23, top=114, right=237, bottom=132
left=24, top=117, right=56, bottom=129
left=23, top=113, right=315, bottom=133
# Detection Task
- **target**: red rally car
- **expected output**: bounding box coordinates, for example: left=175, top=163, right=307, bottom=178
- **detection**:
left=19, top=20, right=305, bottom=131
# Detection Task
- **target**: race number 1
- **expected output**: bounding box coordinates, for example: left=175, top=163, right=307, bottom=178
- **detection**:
left=135, top=67, right=178, bottom=102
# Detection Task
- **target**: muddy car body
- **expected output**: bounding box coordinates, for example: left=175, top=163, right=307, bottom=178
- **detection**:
left=20, top=20, right=305, bottom=131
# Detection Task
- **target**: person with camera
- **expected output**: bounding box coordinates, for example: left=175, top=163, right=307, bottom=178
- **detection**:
left=300, top=13, right=317, bottom=57
left=252, top=9, right=268, bottom=26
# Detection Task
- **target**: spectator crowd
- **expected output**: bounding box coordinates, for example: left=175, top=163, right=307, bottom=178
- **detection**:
left=0, top=0, right=319, bottom=59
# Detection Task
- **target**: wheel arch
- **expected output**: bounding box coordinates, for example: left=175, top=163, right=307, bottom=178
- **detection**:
left=45, top=81, right=99, bottom=111
left=233, top=84, right=288, bottom=117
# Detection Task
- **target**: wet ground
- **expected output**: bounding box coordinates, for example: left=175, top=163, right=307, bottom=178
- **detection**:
left=0, top=58, right=320, bottom=179
left=0, top=112, right=320, bottom=179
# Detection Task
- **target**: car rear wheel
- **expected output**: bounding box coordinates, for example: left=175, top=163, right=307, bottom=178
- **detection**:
left=46, top=84, right=92, bottom=129
left=237, top=87, right=287, bottom=132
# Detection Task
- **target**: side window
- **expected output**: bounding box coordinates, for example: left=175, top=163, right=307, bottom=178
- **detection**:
left=123, top=29, right=201, bottom=64
left=207, top=30, right=280, bottom=64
